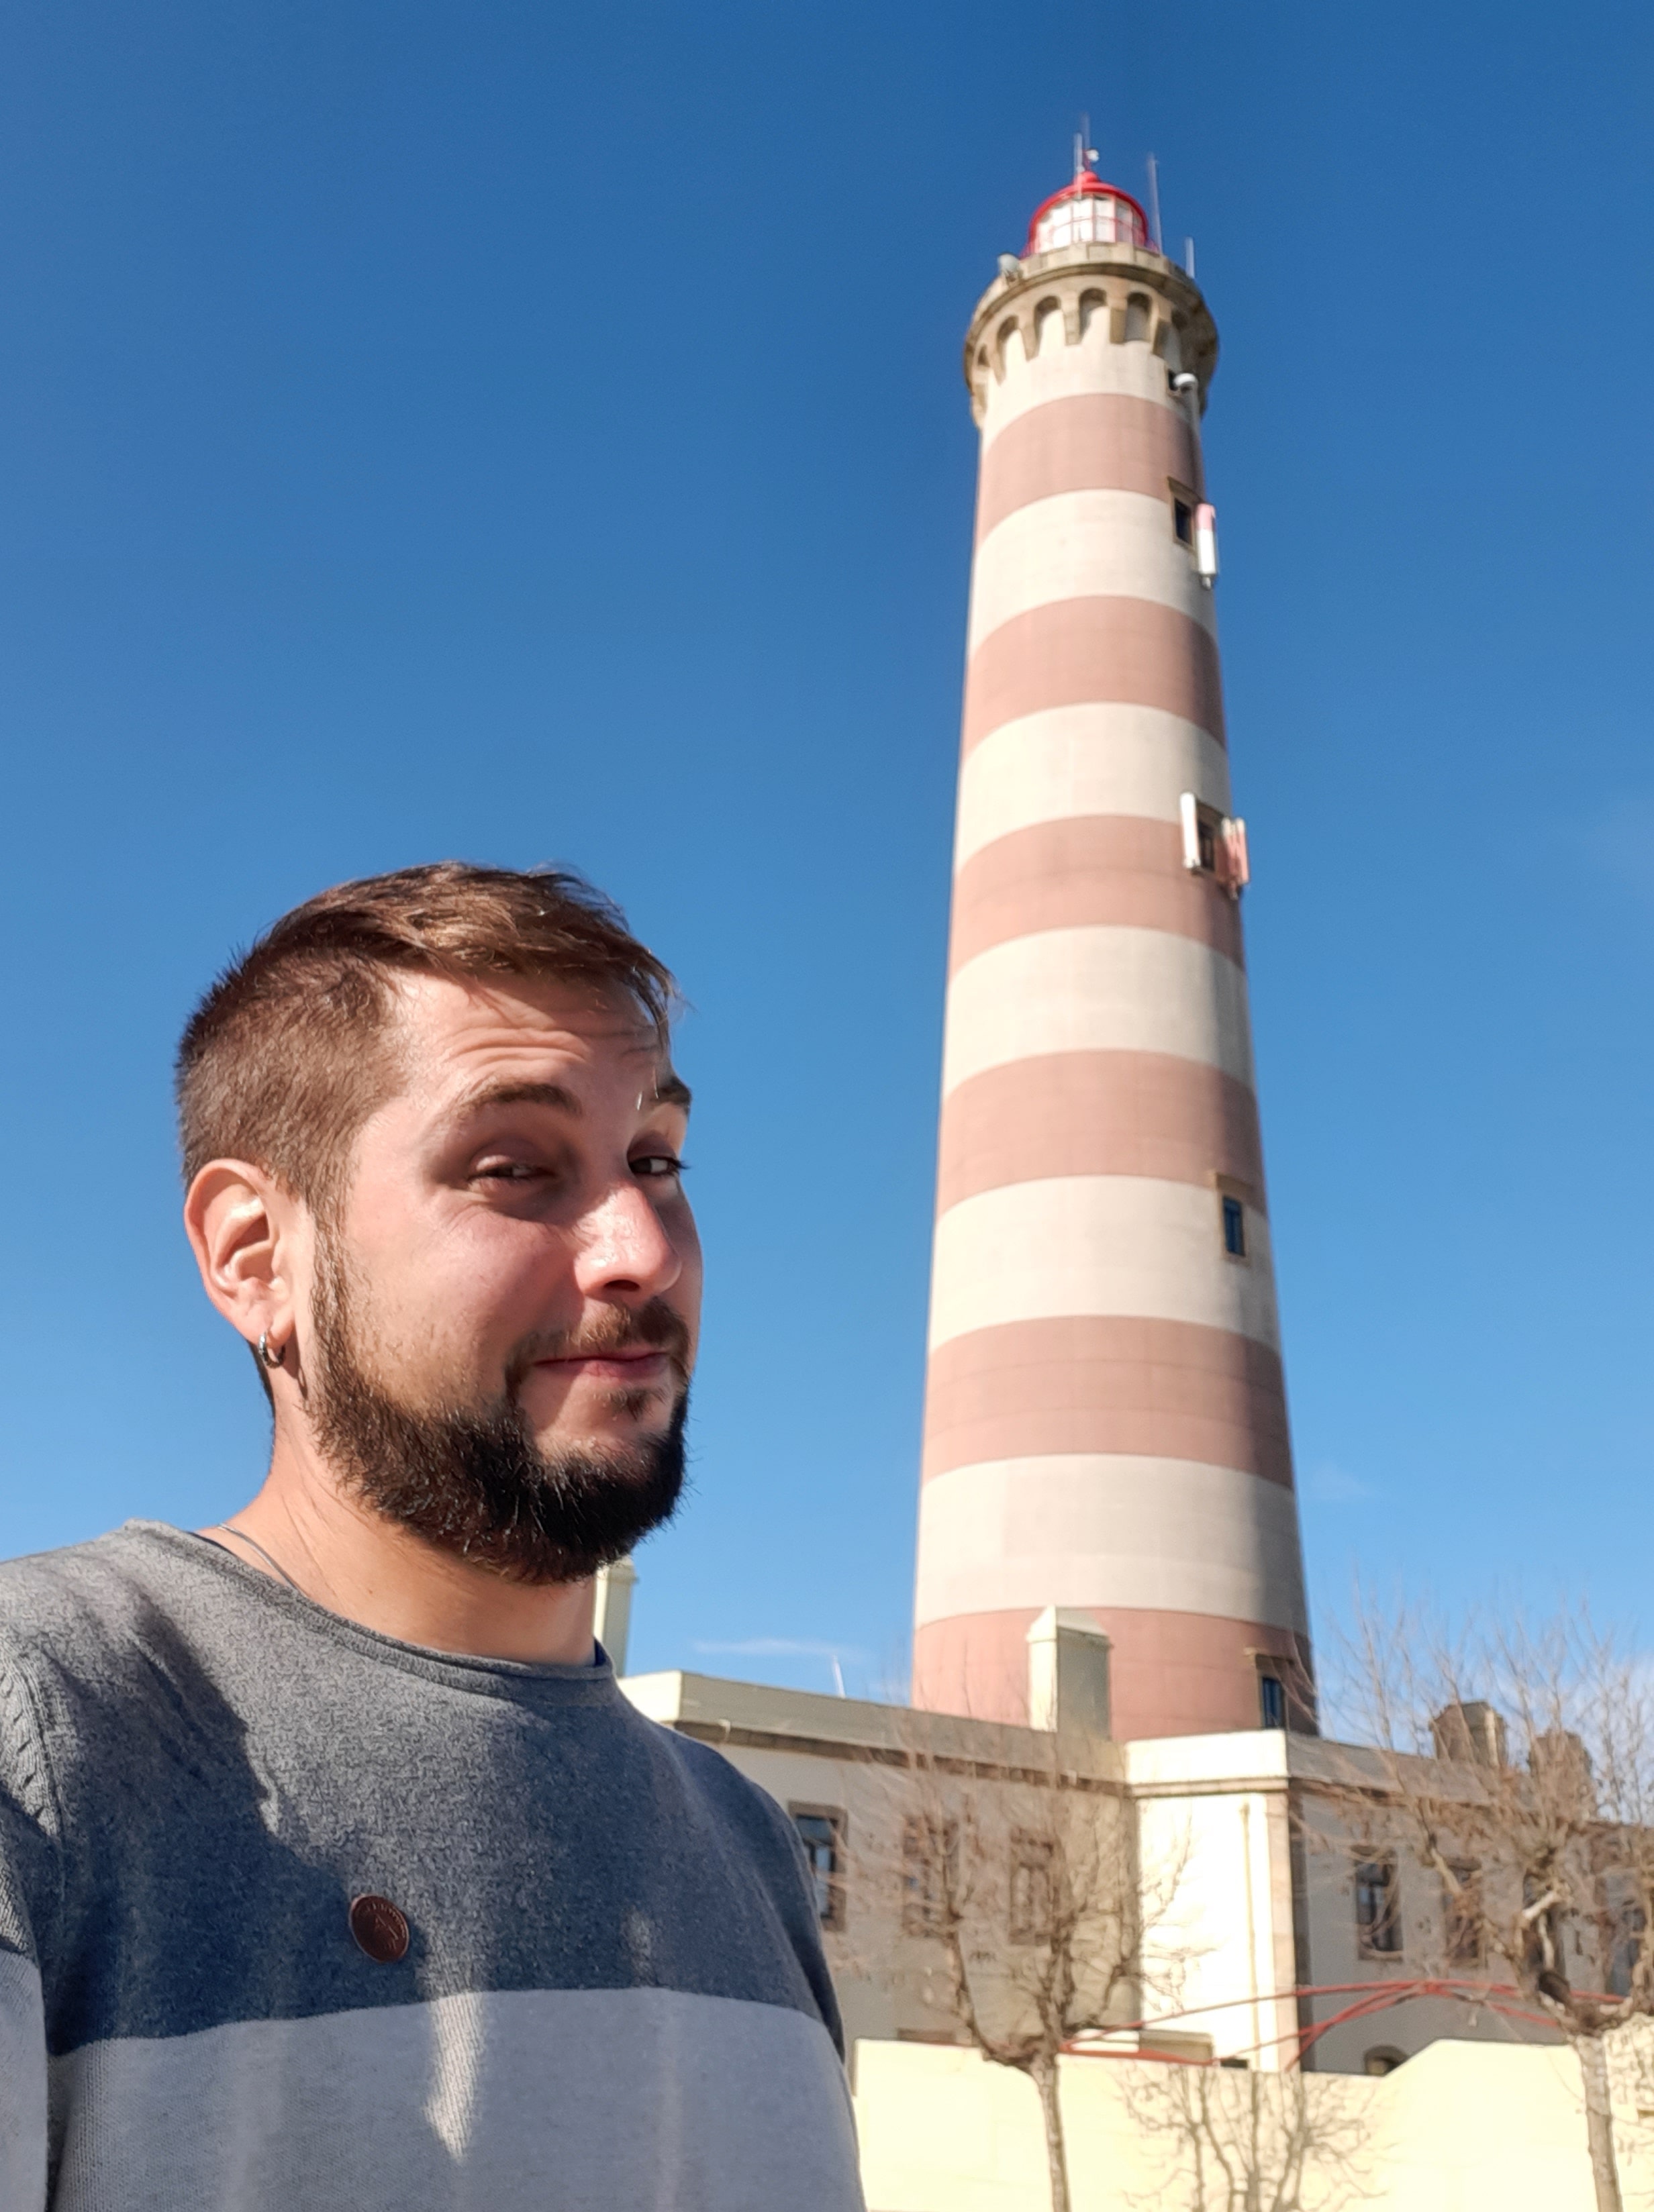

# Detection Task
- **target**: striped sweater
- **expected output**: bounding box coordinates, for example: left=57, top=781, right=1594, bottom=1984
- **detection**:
left=0, top=1522, right=863, bottom=2211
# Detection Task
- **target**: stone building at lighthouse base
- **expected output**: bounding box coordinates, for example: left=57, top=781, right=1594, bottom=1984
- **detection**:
left=613, top=1645, right=1598, bottom=2084
left=606, top=1642, right=1643, bottom=2204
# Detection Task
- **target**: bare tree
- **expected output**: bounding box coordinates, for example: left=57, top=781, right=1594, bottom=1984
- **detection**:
left=879, top=1735, right=1194, bottom=2212
left=1129, top=2062, right=1375, bottom=2212
left=1324, top=1601, right=1654, bottom=2212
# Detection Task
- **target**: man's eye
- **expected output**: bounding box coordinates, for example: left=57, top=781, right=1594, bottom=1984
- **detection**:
left=477, top=1161, right=542, bottom=1183
left=633, top=1153, right=687, bottom=1181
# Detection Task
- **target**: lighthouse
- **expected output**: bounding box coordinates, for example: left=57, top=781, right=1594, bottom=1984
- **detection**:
left=911, top=154, right=1314, bottom=1742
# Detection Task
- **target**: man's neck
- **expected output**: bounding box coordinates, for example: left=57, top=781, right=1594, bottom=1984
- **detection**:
left=199, top=1443, right=597, bottom=1666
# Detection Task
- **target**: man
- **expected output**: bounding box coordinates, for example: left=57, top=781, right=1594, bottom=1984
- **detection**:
left=0, top=863, right=865, bottom=2211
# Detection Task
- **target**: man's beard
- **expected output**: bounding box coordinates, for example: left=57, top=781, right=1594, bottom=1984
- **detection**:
left=305, top=1230, right=689, bottom=1587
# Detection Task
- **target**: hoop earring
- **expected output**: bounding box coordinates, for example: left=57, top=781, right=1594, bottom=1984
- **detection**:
left=257, top=1329, right=287, bottom=1372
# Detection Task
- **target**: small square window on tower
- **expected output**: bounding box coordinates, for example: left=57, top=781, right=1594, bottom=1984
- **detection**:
left=1214, top=1174, right=1256, bottom=1264
left=1181, top=792, right=1216, bottom=870
left=1179, top=794, right=1249, bottom=897
left=1222, top=1194, right=1247, bottom=1258
left=1169, top=479, right=1196, bottom=546
left=1259, top=1674, right=1287, bottom=1730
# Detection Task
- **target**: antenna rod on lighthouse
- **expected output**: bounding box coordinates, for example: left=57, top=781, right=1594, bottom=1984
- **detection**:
left=1146, top=152, right=1163, bottom=254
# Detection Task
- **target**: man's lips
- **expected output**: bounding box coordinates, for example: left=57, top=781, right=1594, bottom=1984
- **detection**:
left=532, top=1347, right=674, bottom=1379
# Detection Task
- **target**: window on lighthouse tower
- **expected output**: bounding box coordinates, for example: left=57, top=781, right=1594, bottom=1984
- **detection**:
left=1222, top=1195, right=1247, bottom=1259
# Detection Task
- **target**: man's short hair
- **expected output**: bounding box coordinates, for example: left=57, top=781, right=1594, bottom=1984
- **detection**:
left=176, top=862, right=676, bottom=1213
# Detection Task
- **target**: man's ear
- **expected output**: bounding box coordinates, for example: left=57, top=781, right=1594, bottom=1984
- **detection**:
left=183, top=1162, right=299, bottom=1364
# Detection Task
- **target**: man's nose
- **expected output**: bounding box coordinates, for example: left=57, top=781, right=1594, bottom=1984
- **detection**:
left=572, top=1180, right=684, bottom=1303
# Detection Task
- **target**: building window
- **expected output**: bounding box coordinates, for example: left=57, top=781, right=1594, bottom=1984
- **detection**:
left=1179, top=793, right=1251, bottom=900
left=790, top=1807, right=846, bottom=1931
left=1009, top=1833, right=1056, bottom=1945
left=1222, top=1194, right=1247, bottom=1258
left=1214, top=1177, right=1257, bottom=1264
left=1259, top=1674, right=1286, bottom=1730
left=1355, top=1854, right=1402, bottom=1958
left=1443, top=1862, right=1483, bottom=1969
left=1179, top=793, right=1248, bottom=896
left=1033, top=192, right=1147, bottom=254
left=901, top=1815, right=957, bottom=1937
left=1173, top=497, right=1194, bottom=545
left=1609, top=1905, right=1645, bottom=1999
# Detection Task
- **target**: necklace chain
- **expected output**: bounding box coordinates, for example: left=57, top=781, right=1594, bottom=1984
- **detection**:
left=220, top=1523, right=305, bottom=1596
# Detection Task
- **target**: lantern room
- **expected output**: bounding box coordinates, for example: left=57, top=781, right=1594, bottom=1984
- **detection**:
left=1024, top=167, right=1149, bottom=256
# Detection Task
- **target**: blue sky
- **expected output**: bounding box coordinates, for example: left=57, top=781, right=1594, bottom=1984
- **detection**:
left=1, top=0, right=1649, bottom=1698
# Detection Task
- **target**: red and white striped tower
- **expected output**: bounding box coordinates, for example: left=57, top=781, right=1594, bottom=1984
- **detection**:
left=912, top=158, right=1314, bottom=1742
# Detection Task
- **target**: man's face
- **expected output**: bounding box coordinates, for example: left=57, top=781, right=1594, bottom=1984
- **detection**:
left=299, top=972, right=701, bottom=1580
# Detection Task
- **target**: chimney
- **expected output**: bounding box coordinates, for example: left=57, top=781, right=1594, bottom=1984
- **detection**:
left=593, top=1557, right=638, bottom=1676
left=1530, top=1729, right=1596, bottom=1817
left=1430, top=1699, right=1508, bottom=1768
left=1026, top=1609, right=1113, bottom=1742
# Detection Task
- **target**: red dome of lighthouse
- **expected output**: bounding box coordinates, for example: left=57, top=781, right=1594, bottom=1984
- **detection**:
left=1025, top=167, right=1150, bottom=256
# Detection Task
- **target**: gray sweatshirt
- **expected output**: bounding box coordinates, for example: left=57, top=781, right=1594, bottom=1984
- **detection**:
left=0, top=1521, right=864, bottom=2211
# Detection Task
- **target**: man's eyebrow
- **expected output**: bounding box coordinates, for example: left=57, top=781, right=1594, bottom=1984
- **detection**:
left=444, top=1073, right=691, bottom=1124
left=448, top=1079, right=584, bottom=1122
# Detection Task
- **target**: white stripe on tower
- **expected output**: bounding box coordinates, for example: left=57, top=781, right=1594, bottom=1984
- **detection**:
left=912, top=198, right=1314, bottom=1741
left=955, top=706, right=1232, bottom=867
